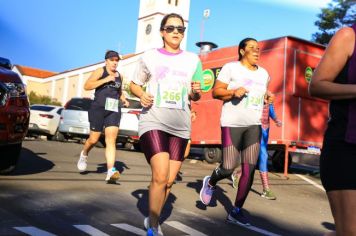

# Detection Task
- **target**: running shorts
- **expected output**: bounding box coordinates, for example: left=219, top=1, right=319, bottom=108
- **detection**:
left=88, top=106, right=121, bottom=132
left=140, top=130, right=189, bottom=163
left=320, top=138, right=356, bottom=191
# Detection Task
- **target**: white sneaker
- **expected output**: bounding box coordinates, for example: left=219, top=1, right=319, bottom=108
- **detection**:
left=77, top=151, right=88, bottom=171
left=105, top=167, right=120, bottom=183
left=144, top=217, right=163, bottom=235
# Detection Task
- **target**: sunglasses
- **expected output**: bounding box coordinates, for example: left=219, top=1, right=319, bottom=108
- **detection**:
left=163, top=25, right=186, bottom=34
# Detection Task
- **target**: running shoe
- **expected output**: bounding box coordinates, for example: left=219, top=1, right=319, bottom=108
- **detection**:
left=77, top=151, right=88, bottom=171
left=226, top=207, right=250, bottom=226
left=147, top=227, right=160, bottom=236
left=261, top=189, right=277, bottom=200
left=199, top=176, right=215, bottom=205
left=144, top=217, right=162, bottom=235
left=231, top=173, right=239, bottom=189
left=105, top=167, right=120, bottom=184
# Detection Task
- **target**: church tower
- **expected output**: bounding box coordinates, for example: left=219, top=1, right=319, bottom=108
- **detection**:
left=135, top=0, right=190, bottom=53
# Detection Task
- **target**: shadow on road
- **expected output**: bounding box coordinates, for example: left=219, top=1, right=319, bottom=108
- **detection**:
left=79, top=160, right=130, bottom=176
left=131, top=188, right=177, bottom=224
left=186, top=179, right=234, bottom=214
left=10, top=148, right=54, bottom=175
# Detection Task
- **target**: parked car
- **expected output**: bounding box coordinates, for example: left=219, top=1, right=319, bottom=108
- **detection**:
left=0, top=57, right=30, bottom=173
left=58, top=97, right=92, bottom=140
left=28, top=104, right=63, bottom=141
left=118, top=98, right=141, bottom=150
left=59, top=97, right=141, bottom=148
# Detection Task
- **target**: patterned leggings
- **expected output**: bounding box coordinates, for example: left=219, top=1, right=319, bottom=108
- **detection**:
left=210, top=126, right=261, bottom=208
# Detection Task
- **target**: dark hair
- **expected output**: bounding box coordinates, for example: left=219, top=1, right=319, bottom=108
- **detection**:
left=160, top=13, right=184, bottom=31
left=105, top=50, right=120, bottom=60
left=238, top=38, right=257, bottom=61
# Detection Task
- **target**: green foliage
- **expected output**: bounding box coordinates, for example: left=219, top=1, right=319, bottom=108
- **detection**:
left=313, top=0, right=356, bottom=45
left=28, top=91, right=62, bottom=106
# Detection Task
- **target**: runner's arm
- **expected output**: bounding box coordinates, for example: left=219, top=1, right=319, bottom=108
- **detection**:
left=309, top=27, right=356, bottom=100
left=84, top=68, right=116, bottom=90
left=213, top=80, right=248, bottom=101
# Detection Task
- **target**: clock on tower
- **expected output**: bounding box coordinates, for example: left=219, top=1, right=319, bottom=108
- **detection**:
left=135, top=0, right=190, bottom=53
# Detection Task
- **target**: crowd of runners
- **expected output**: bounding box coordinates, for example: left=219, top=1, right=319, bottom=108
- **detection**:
left=74, top=12, right=356, bottom=236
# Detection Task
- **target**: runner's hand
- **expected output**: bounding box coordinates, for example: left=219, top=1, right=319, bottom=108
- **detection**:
left=121, top=98, right=130, bottom=108
left=275, top=119, right=282, bottom=127
left=267, top=93, right=275, bottom=104
left=106, top=75, right=116, bottom=83
left=233, top=87, right=249, bottom=98
left=140, top=92, right=154, bottom=108
left=191, top=81, right=201, bottom=94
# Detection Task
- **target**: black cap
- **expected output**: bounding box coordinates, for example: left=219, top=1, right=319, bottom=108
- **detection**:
left=105, top=50, right=121, bottom=60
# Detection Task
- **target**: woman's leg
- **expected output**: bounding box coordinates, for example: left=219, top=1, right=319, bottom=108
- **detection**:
left=163, top=160, right=183, bottom=205
left=149, top=152, right=170, bottom=228
left=104, top=126, right=119, bottom=170
left=140, top=130, right=171, bottom=230
left=320, top=138, right=356, bottom=235
left=200, top=127, right=240, bottom=206
left=234, top=142, right=260, bottom=208
left=82, top=131, right=101, bottom=156
left=184, top=140, right=191, bottom=159
left=163, top=135, right=188, bottom=205
left=77, top=131, right=102, bottom=171
left=258, top=128, right=276, bottom=199
left=209, top=127, right=240, bottom=186
left=327, top=190, right=356, bottom=236
left=234, top=125, right=261, bottom=208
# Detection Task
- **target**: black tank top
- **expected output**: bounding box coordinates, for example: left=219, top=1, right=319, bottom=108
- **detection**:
left=325, top=24, right=356, bottom=143
left=92, top=66, right=122, bottom=108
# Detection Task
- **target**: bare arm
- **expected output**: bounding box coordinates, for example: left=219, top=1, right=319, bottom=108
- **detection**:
left=120, top=94, right=129, bottom=107
left=212, top=80, right=249, bottom=101
left=129, top=81, right=153, bottom=108
left=309, top=27, right=356, bottom=100
left=84, top=68, right=116, bottom=91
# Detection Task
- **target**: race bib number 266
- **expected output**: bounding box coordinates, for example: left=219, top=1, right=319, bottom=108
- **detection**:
left=156, top=83, right=184, bottom=109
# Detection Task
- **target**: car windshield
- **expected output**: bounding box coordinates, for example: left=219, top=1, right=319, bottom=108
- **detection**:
left=124, top=98, right=142, bottom=109
left=66, top=98, right=92, bottom=111
left=30, top=105, right=55, bottom=112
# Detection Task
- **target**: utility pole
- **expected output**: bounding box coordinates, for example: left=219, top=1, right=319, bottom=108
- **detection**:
left=200, top=9, right=210, bottom=42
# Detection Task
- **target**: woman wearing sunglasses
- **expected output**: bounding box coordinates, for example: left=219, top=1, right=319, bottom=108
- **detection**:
left=130, top=13, right=203, bottom=236
left=199, top=38, right=271, bottom=226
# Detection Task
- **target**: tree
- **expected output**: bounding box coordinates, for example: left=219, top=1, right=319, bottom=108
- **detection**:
left=313, top=0, right=356, bottom=45
left=28, top=91, right=62, bottom=106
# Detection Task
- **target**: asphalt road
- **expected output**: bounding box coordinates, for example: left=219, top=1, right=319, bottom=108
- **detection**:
left=0, top=139, right=334, bottom=236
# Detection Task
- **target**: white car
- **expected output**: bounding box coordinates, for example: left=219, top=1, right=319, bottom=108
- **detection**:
left=119, top=98, right=141, bottom=150
left=28, top=104, right=63, bottom=140
left=59, top=97, right=141, bottom=149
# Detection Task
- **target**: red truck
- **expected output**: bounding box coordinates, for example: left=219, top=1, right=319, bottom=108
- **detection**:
left=191, top=36, right=328, bottom=176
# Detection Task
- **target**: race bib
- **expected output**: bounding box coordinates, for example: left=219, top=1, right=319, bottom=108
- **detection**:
left=155, top=82, right=184, bottom=109
left=105, top=98, right=119, bottom=112
left=245, top=91, right=264, bottom=111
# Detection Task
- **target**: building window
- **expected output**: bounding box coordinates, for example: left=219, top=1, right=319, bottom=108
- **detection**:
left=175, top=0, right=178, bottom=6
left=168, top=0, right=171, bottom=4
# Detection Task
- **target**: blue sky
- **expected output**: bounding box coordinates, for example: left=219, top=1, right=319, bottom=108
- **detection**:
left=0, top=0, right=332, bottom=72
